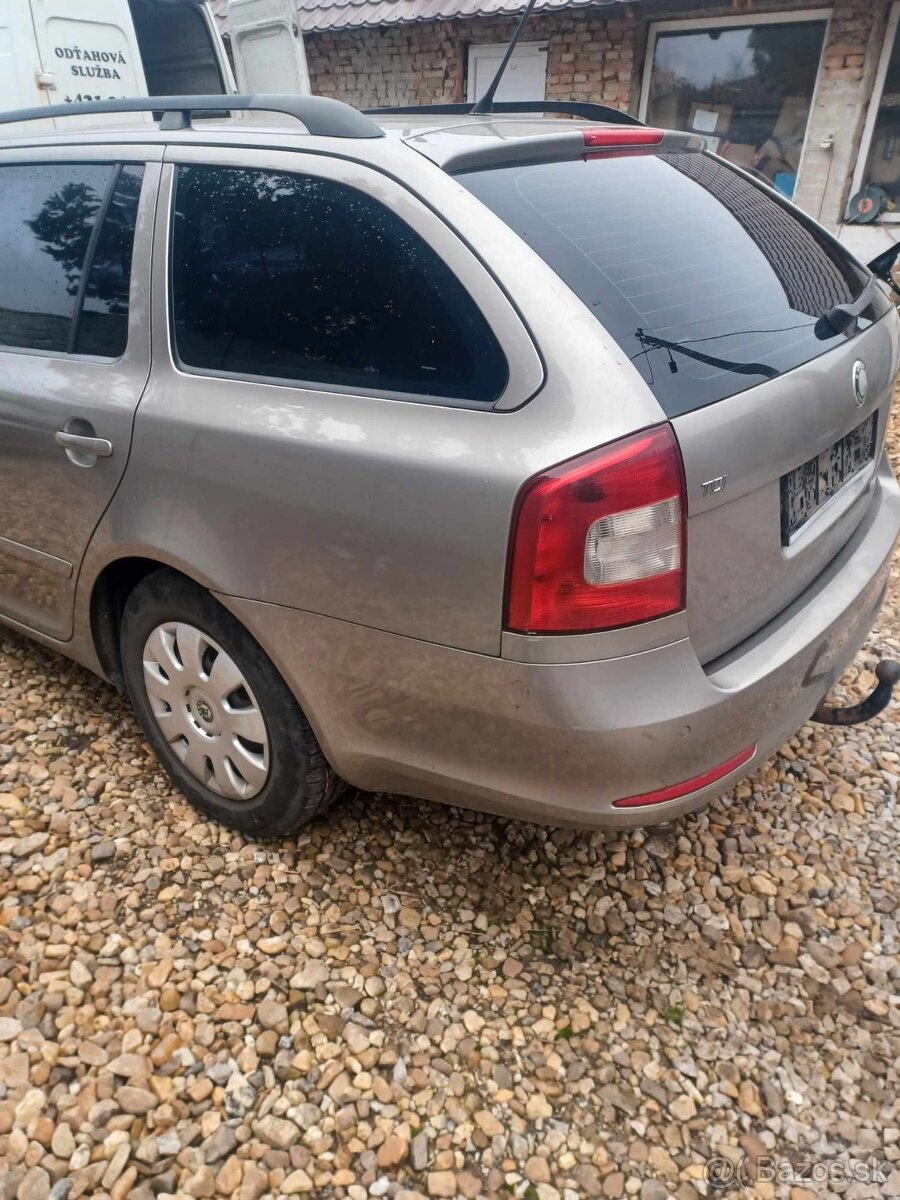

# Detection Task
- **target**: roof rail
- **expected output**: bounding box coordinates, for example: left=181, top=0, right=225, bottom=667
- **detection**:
left=0, top=94, right=385, bottom=139
left=364, top=101, right=645, bottom=127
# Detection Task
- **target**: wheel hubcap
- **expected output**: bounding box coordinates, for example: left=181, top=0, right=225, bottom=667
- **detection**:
left=142, top=622, right=270, bottom=801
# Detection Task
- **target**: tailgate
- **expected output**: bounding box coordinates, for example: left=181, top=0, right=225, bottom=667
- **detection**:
left=455, top=136, right=900, bottom=660
left=675, top=310, right=899, bottom=664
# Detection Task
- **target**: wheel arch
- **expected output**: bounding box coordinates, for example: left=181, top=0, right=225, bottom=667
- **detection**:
left=87, top=554, right=334, bottom=772
left=89, top=555, right=204, bottom=688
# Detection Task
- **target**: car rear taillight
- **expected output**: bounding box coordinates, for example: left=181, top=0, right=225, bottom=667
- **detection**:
left=505, top=425, right=686, bottom=635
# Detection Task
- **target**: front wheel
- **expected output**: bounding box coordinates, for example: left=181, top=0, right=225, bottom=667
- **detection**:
left=120, top=569, right=343, bottom=836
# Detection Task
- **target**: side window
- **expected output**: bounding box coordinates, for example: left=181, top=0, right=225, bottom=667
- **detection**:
left=170, top=165, right=508, bottom=403
left=0, top=162, right=143, bottom=358
left=0, top=164, right=112, bottom=354
left=76, top=166, right=144, bottom=358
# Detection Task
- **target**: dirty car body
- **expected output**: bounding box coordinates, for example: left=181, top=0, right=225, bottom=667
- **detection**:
left=0, top=96, right=898, bottom=833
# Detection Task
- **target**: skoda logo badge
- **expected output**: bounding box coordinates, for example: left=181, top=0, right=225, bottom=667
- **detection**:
left=852, top=360, right=868, bottom=407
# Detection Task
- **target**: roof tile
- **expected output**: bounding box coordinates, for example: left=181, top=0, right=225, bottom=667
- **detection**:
left=210, top=0, right=625, bottom=35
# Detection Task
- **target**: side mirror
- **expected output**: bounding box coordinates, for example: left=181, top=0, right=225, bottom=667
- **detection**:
left=867, top=242, right=900, bottom=287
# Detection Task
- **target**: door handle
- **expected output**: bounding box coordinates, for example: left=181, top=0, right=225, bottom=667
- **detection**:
left=55, top=430, right=113, bottom=458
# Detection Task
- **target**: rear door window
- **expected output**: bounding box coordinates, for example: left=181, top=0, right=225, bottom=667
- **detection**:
left=459, top=151, right=886, bottom=415
left=169, top=165, right=508, bottom=403
left=0, top=164, right=112, bottom=354
left=0, top=162, right=142, bottom=358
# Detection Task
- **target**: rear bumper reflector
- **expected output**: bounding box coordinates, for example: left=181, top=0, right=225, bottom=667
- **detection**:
left=612, top=744, right=757, bottom=808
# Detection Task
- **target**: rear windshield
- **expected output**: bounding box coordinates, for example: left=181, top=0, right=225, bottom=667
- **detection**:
left=458, top=152, right=886, bottom=415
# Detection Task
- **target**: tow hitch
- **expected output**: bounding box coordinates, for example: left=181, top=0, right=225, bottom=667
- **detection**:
left=812, top=659, right=900, bottom=726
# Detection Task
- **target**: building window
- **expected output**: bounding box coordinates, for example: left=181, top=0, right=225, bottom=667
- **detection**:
left=466, top=43, right=547, bottom=104
left=850, top=3, right=900, bottom=222
left=640, top=13, right=830, bottom=200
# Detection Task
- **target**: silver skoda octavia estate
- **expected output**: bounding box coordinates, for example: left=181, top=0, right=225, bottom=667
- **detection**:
left=0, top=94, right=898, bottom=836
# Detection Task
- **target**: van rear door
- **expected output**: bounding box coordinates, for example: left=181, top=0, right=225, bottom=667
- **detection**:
left=0, top=0, right=48, bottom=113
left=228, top=0, right=310, bottom=95
left=30, top=0, right=147, bottom=108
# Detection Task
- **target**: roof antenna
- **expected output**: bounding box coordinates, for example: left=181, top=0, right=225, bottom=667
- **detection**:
left=470, top=0, right=539, bottom=115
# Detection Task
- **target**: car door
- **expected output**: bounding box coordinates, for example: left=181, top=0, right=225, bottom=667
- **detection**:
left=0, top=145, right=160, bottom=639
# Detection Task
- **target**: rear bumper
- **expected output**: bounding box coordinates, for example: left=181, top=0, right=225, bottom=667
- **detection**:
left=220, top=454, right=900, bottom=829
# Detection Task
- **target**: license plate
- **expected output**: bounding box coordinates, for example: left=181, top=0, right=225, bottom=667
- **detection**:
left=780, top=412, right=877, bottom=544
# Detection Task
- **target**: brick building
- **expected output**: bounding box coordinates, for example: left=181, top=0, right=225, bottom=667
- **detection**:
left=213, top=0, right=900, bottom=259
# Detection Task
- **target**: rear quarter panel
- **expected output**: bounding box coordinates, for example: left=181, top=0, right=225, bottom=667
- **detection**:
left=85, top=142, right=664, bottom=655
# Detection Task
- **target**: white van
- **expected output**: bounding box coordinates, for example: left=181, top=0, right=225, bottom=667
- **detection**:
left=0, top=0, right=310, bottom=127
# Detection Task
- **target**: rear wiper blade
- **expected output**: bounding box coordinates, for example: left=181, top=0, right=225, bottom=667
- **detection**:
left=634, top=330, right=778, bottom=378
left=820, top=275, right=878, bottom=336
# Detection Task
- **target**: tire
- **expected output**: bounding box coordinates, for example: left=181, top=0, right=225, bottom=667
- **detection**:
left=120, top=568, right=344, bottom=837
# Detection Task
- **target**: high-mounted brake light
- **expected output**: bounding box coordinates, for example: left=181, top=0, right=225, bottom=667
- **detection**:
left=505, top=425, right=687, bottom=635
left=582, top=127, right=665, bottom=149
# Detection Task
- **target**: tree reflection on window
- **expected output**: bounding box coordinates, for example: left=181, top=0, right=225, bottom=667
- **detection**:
left=25, top=180, right=100, bottom=297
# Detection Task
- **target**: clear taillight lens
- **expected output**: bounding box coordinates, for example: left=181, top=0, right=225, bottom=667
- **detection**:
left=505, top=425, right=687, bottom=635
left=584, top=496, right=682, bottom=585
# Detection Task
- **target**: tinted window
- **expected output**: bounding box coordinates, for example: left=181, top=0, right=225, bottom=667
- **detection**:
left=171, top=166, right=507, bottom=403
left=76, top=166, right=144, bottom=358
left=459, top=152, right=885, bottom=415
left=0, top=164, right=113, bottom=353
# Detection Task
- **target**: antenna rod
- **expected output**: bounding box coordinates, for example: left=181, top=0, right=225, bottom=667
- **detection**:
left=470, top=0, right=539, bottom=115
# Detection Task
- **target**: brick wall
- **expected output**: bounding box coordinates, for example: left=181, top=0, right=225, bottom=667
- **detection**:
left=305, top=9, right=636, bottom=111
left=301, top=0, right=892, bottom=228
left=303, top=0, right=874, bottom=113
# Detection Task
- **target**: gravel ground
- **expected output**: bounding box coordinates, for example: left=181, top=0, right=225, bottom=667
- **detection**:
left=1, top=414, right=899, bottom=1200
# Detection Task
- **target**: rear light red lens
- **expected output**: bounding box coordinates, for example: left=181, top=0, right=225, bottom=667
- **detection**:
left=582, top=127, right=665, bottom=149
left=505, top=424, right=687, bottom=635
left=612, top=745, right=756, bottom=808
